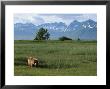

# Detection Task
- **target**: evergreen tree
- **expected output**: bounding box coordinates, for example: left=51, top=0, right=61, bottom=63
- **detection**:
left=34, top=28, right=50, bottom=40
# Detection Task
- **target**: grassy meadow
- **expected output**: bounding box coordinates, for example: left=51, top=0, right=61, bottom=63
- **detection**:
left=14, top=40, right=97, bottom=76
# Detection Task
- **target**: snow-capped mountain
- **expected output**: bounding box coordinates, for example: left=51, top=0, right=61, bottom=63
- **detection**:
left=14, top=23, right=37, bottom=40
left=81, top=19, right=97, bottom=29
left=65, top=20, right=82, bottom=31
left=62, top=19, right=97, bottom=40
left=36, top=22, right=67, bottom=32
left=14, top=19, right=97, bottom=40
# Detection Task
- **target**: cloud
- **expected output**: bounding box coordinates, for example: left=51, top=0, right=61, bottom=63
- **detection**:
left=76, top=14, right=97, bottom=22
left=14, top=13, right=97, bottom=26
left=39, top=14, right=82, bottom=25
left=40, top=15, right=64, bottom=24
left=39, top=14, right=97, bottom=25
left=39, top=14, right=82, bottom=19
left=14, top=13, right=45, bottom=25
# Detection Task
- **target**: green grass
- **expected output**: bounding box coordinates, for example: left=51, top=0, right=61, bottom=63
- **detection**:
left=14, top=40, right=97, bottom=76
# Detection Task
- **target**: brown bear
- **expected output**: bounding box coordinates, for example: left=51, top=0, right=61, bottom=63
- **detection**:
left=27, top=57, right=39, bottom=68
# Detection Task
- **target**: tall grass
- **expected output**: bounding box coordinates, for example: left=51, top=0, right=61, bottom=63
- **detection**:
left=14, top=40, right=97, bottom=76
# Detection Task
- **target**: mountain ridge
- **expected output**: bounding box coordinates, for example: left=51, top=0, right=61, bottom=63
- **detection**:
left=14, top=19, right=97, bottom=40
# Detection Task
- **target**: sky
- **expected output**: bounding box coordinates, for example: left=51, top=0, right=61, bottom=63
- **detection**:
left=14, top=14, right=97, bottom=26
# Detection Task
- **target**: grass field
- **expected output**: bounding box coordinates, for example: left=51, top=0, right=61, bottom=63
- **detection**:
left=14, top=40, right=97, bottom=76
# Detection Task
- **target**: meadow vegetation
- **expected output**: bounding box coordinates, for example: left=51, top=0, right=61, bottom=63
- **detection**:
left=14, top=40, right=97, bottom=76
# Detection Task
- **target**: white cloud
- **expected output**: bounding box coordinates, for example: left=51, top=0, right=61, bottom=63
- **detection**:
left=14, top=14, right=97, bottom=26
left=40, top=15, right=63, bottom=23
left=39, top=14, right=97, bottom=25
left=39, top=15, right=76, bottom=25
left=14, top=14, right=44, bottom=25
left=76, top=14, right=97, bottom=22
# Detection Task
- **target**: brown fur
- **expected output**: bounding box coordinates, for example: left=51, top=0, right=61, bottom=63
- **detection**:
left=27, top=57, right=39, bottom=68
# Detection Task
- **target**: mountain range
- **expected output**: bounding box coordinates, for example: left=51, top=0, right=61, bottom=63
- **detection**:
left=14, top=19, right=97, bottom=40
